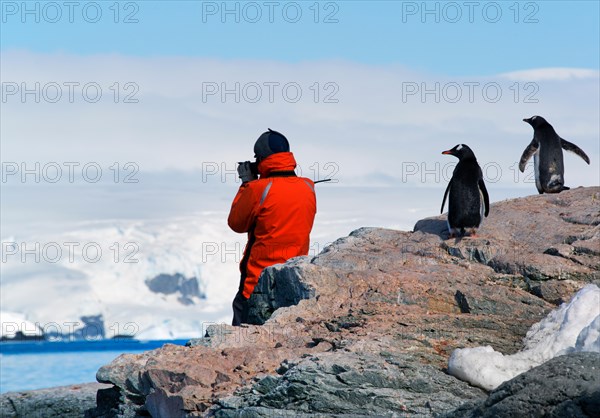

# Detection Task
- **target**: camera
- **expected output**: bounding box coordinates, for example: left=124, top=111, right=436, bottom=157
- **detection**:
left=238, top=161, right=259, bottom=179
left=249, top=161, right=259, bottom=177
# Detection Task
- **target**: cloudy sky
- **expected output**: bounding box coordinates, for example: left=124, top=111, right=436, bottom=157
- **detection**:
left=1, top=1, right=599, bottom=230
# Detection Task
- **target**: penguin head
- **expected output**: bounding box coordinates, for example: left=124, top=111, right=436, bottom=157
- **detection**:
left=523, top=115, right=548, bottom=128
left=442, top=144, right=475, bottom=160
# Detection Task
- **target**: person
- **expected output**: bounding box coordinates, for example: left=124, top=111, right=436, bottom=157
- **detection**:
left=228, top=129, right=317, bottom=326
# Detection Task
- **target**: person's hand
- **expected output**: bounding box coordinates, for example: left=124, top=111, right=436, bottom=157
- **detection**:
left=237, top=161, right=258, bottom=183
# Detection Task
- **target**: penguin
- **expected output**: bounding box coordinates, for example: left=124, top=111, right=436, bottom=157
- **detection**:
left=441, top=144, right=490, bottom=238
left=520, top=116, right=590, bottom=194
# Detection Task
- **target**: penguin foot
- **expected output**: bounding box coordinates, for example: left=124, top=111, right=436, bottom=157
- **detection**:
left=447, top=227, right=461, bottom=239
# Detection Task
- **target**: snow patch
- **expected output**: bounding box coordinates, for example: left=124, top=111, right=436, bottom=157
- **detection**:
left=448, top=284, right=600, bottom=391
left=0, top=311, right=43, bottom=338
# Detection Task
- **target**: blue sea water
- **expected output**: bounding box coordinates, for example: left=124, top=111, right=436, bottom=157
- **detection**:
left=0, top=339, right=188, bottom=394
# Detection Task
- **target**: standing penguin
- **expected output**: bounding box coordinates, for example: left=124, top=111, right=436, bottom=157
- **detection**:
left=520, top=116, right=590, bottom=194
left=441, top=144, right=490, bottom=238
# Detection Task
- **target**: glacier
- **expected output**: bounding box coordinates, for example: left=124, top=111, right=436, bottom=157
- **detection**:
left=1, top=213, right=241, bottom=340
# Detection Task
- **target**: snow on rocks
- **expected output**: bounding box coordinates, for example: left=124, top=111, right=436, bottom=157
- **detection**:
left=448, top=284, right=600, bottom=391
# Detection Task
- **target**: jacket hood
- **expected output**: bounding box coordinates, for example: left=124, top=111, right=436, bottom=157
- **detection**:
left=258, top=152, right=297, bottom=177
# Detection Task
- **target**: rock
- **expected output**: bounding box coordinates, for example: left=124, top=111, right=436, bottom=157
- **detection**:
left=0, top=383, right=111, bottom=418
left=213, top=352, right=485, bottom=417
left=87, top=187, right=600, bottom=417
left=445, top=352, right=600, bottom=418
left=414, top=188, right=600, bottom=303
left=145, top=273, right=205, bottom=305
left=247, top=257, right=317, bottom=325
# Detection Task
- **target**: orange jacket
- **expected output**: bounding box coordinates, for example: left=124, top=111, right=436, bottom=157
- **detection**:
left=228, top=152, right=317, bottom=298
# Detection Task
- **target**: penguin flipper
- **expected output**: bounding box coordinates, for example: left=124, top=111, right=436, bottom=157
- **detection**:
left=560, top=138, right=591, bottom=164
left=441, top=180, right=451, bottom=214
left=519, top=139, right=539, bottom=172
left=478, top=178, right=490, bottom=217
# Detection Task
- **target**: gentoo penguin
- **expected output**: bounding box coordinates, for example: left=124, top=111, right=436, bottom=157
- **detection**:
left=520, top=116, right=590, bottom=194
left=441, top=144, right=490, bottom=238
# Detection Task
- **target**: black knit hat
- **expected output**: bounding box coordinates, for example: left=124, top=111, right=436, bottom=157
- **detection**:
left=254, top=129, right=290, bottom=159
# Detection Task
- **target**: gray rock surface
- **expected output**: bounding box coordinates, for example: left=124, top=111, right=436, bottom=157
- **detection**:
left=214, top=352, right=485, bottom=417
left=0, top=382, right=111, bottom=418
left=247, top=257, right=317, bottom=325
left=445, top=352, right=600, bottom=418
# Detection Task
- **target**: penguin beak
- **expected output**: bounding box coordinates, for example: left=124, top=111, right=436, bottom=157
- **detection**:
left=523, top=117, right=531, bottom=124
left=442, top=150, right=453, bottom=155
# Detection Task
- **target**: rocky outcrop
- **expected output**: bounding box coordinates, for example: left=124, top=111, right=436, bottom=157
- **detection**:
left=247, top=261, right=316, bottom=325
left=0, top=383, right=111, bottom=418
left=145, top=273, right=205, bottom=305
left=214, top=352, right=485, bottom=417
left=414, top=188, right=600, bottom=303
left=88, top=187, right=599, bottom=417
left=445, top=352, right=600, bottom=418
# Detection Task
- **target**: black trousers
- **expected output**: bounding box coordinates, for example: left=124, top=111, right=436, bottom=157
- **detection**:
left=232, top=291, right=249, bottom=326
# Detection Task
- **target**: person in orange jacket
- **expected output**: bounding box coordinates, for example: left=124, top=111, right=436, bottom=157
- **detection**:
left=228, top=129, right=316, bottom=326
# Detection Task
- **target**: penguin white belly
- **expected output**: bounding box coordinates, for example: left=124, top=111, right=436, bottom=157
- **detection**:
left=479, top=189, right=485, bottom=225
left=533, top=151, right=542, bottom=191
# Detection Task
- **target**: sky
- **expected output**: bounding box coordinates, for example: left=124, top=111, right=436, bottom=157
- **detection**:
left=1, top=1, right=599, bottom=74
left=1, top=0, right=599, bottom=223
